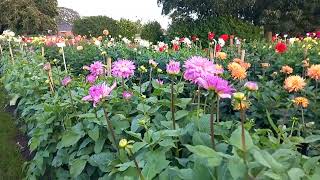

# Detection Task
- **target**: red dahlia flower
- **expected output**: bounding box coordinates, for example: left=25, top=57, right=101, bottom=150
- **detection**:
left=275, top=42, right=287, bottom=54
left=208, top=32, right=215, bottom=41
left=219, top=34, right=229, bottom=41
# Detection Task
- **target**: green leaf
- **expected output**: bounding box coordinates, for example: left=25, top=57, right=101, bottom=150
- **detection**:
left=229, top=127, right=254, bottom=151
left=166, top=110, right=189, bottom=121
left=176, top=98, right=192, bottom=109
left=94, top=137, right=106, bottom=153
left=137, top=103, right=151, bottom=113
left=142, top=150, right=170, bottom=179
left=304, top=135, right=320, bottom=143
left=228, top=156, right=246, bottom=179
left=58, top=130, right=83, bottom=148
left=78, top=113, right=96, bottom=119
left=303, top=156, right=320, bottom=174
left=252, top=149, right=284, bottom=172
left=185, top=145, right=222, bottom=167
left=70, top=158, right=87, bottom=178
left=288, top=168, right=305, bottom=180
left=88, top=126, right=99, bottom=142
left=88, top=152, right=114, bottom=172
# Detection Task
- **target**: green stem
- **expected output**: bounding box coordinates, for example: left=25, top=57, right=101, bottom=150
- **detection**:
left=216, top=96, right=220, bottom=123
left=129, top=149, right=144, bottom=180
left=171, top=80, right=176, bottom=130
left=197, top=87, right=201, bottom=118
left=240, top=101, right=247, bottom=164
left=210, top=94, right=216, bottom=149
left=68, top=88, right=76, bottom=112
left=289, top=120, right=295, bottom=137
left=103, top=108, right=118, bottom=152
left=301, top=107, right=305, bottom=130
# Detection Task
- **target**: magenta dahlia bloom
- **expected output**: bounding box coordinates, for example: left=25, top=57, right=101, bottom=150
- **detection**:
left=86, top=74, right=98, bottom=84
left=89, top=61, right=105, bottom=76
left=112, top=60, right=136, bottom=78
left=183, top=56, right=223, bottom=84
left=61, top=76, right=72, bottom=86
left=244, top=81, right=258, bottom=91
left=197, top=74, right=234, bottom=98
left=166, top=60, right=180, bottom=75
left=82, top=82, right=117, bottom=107
left=122, top=91, right=133, bottom=100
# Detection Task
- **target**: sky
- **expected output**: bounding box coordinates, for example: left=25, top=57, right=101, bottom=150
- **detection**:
left=57, top=0, right=171, bottom=29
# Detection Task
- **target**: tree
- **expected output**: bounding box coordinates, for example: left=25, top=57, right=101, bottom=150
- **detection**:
left=158, top=0, right=320, bottom=36
left=116, top=19, right=142, bottom=38
left=0, top=0, right=58, bottom=34
left=56, top=7, right=80, bottom=26
left=73, top=16, right=118, bottom=37
left=141, top=21, right=163, bottom=43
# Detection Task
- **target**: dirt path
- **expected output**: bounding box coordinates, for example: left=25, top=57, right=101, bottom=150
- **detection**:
left=0, top=86, right=25, bottom=179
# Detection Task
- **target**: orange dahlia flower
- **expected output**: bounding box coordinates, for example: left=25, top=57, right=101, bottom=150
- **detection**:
left=293, top=97, right=309, bottom=108
left=307, top=64, right=320, bottom=80
left=228, top=62, right=247, bottom=80
left=284, top=75, right=306, bottom=92
left=216, top=52, right=227, bottom=60
left=280, top=65, right=293, bottom=75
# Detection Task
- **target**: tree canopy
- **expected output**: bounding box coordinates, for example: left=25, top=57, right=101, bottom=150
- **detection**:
left=0, top=0, right=58, bottom=34
left=56, top=7, right=80, bottom=26
left=158, top=0, right=320, bottom=34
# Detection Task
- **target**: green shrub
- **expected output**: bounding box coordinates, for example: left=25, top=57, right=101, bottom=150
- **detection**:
left=73, top=16, right=118, bottom=37
left=116, top=19, right=141, bottom=39
left=168, top=16, right=263, bottom=41
left=141, top=21, right=163, bottom=43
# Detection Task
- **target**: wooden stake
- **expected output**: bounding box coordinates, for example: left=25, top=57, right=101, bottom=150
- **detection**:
left=41, top=46, right=45, bottom=57
left=8, top=41, right=14, bottom=64
left=230, top=35, right=234, bottom=46
left=241, top=50, right=246, bottom=62
left=107, top=57, right=112, bottom=76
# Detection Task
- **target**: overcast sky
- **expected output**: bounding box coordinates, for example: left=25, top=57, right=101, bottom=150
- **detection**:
left=57, top=0, right=171, bottom=29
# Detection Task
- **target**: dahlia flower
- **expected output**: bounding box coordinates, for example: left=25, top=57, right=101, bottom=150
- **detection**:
left=280, top=65, right=293, bottom=75
left=89, top=61, right=105, bottom=76
left=183, top=56, right=223, bottom=84
left=208, top=32, right=215, bottom=41
left=197, top=74, right=234, bottom=98
left=293, top=97, right=309, bottom=108
left=244, top=81, right=258, bottom=91
left=123, top=91, right=133, bottom=100
left=112, top=60, right=135, bottom=79
left=307, top=64, right=320, bottom=80
left=284, top=75, right=306, bottom=92
left=275, top=42, right=287, bottom=53
left=166, top=60, right=180, bottom=75
left=82, top=82, right=116, bottom=107
left=86, top=74, right=98, bottom=84
left=61, top=76, right=72, bottom=87
left=227, top=62, right=247, bottom=80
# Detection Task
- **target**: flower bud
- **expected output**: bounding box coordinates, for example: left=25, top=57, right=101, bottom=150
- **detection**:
left=233, top=92, right=245, bottom=101
left=119, top=139, right=128, bottom=148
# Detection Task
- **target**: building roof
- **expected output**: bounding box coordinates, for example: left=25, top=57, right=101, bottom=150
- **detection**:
left=58, top=23, right=73, bottom=32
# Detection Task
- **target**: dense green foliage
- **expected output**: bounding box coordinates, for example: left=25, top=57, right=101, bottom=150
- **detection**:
left=1, top=35, right=320, bottom=179
left=168, top=16, right=262, bottom=41
left=73, top=16, right=118, bottom=37
left=0, top=0, right=58, bottom=34
left=158, top=0, right=320, bottom=34
left=141, top=21, right=163, bottom=43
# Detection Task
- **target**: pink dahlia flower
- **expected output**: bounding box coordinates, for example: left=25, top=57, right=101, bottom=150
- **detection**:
left=155, top=79, right=164, bottom=85
left=244, top=81, right=258, bottom=91
left=122, top=91, right=133, bottom=100
left=197, top=74, right=234, bottom=98
left=86, top=74, right=98, bottom=84
left=82, top=82, right=116, bottom=107
left=112, top=60, right=135, bottom=79
left=89, top=61, right=105, bottom=76
left=183, top=56, right=223, bottom=84
left=61, top=76, right=72, bottom=87
left=166, top=60, right=180, bottom=75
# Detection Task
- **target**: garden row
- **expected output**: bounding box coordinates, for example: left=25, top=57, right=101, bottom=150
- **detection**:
left=0, top=31, right=320, bottom=179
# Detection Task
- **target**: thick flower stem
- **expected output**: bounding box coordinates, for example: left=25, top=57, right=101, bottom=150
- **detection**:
left=240, top=102, right=247, bottom=164
left=103, top=108, right=118, bottom=152
left=197, top=87, right=201, bottom=118
left=301, top=107, right=305, bottom=129
left=68, top=89, right=76, bottom=112
left=129, top=149, right=144, bottom=180
left=210, top=94, right=216, bottom=149
left=216, top=96, right=220, bottom=123
left=171, top=80, right=176, bottom=130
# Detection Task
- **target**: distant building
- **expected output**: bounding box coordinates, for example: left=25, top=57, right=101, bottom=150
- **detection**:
left=58, top=22, right=73, bottom=37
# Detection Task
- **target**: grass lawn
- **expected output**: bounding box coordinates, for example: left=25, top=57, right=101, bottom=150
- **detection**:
left=0, top=86, right=24, bottom=179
